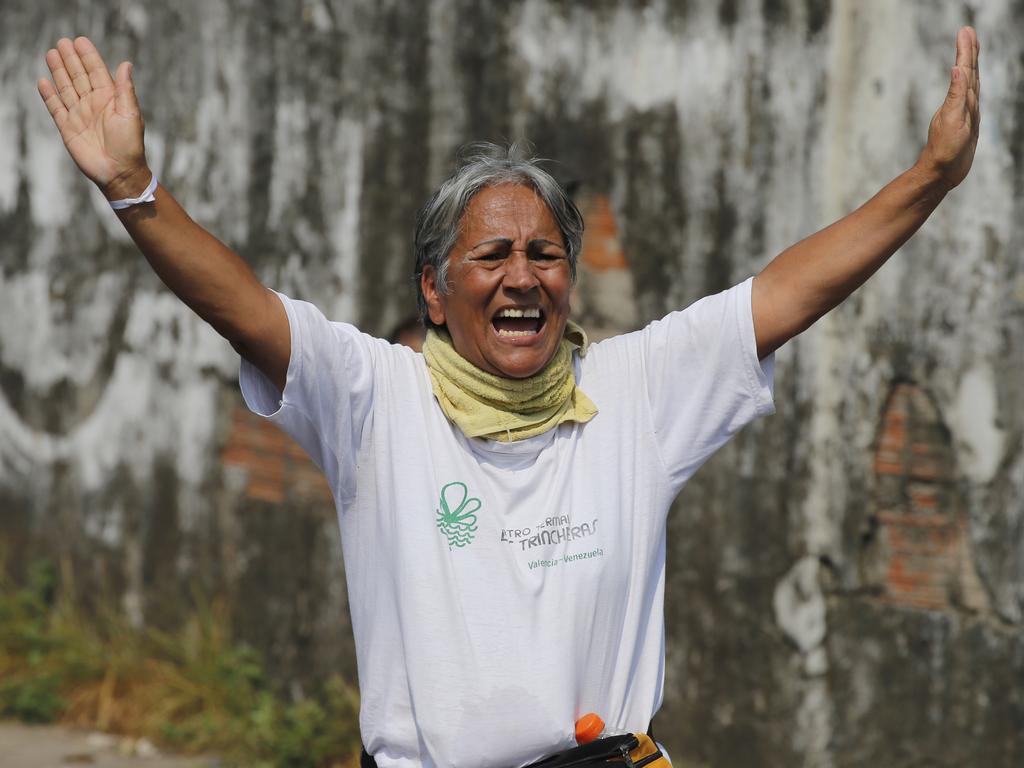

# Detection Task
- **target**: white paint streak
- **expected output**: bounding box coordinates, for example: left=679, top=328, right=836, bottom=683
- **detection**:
left=515, top=1, right=732, bottom=119
left=270, top=99, right=310, bottom=228
left=0, top=284, right=233, bottom=495
left=123, top=4, right=149, bottom=37
left=512, top=0, right=744, bottom=235
left=793, top=680, right=835, bottom=768
left=0, top=86, right=19, bottom=213
left=323, top=118, right=364, bottom=322
left=774, top=556, right=827, bottom=657
left=950, top=364, right=1005, bottom=484
left=802, top=0, right=866, bottom=561
left=0, top=268, right=127, bottom=389
left=188, top=12, right=252, bottom=242
left=777, top=555, right=834, bottom=765
left=26, top=127, right=72, bottom=227
left=174, top=377, right=222, bottom=487
left=427, top=0, right=468, bottom=182
left=306, top=0, right=333, bottom=33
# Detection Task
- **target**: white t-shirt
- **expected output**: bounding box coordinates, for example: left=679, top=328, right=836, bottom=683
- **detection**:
left=240, top=277, right=775, bottom=768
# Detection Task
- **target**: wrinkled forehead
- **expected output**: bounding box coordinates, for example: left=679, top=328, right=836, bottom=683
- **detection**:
left=457, top=183, right=564, bottom=248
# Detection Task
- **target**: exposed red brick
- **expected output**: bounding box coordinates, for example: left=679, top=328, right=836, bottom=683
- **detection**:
left=879, top=592, right=948, bottom=611
left=222, top=406, right=332, bottom=504
left=877, top=511, right=952, bottom=528
left=874, top=460, right=906, bottom=475
left=578, top=194, right=629, bottom=272
left=247, top=476, right=286, bottom=504
left=907, top=488, right=938, bottom=508
left=868, top=382, right=971, bottom=612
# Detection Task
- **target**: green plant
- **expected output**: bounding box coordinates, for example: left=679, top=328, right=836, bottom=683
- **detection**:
left=0, top=558, right=361, bottom=767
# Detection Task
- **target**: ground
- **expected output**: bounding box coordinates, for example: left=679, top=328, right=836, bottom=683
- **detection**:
left=0, top=721, right=214, bottom=768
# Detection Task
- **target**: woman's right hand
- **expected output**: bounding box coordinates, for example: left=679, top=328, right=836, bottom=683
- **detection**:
left=38, top=37, right=151, bottom=200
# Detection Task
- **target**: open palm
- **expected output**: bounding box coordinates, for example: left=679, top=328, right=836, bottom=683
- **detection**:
left=38, top=37, right=146, bottom=192
left=921, top=27, right=981, bottom=190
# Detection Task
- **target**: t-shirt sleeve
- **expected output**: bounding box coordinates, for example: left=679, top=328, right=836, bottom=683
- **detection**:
left=238, top=291, right=374, bottom=503
left=643, top=276, right=775, bottom=489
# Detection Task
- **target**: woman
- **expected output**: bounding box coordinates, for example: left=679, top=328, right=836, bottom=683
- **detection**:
left=38, top=29, right=979, bottom=768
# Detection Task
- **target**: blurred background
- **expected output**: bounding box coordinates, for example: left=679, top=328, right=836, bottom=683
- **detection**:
left=1, top=0, right=1023, bottom=765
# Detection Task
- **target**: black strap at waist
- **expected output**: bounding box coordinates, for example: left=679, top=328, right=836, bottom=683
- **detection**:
left=360, top=723, right=656, bottom=768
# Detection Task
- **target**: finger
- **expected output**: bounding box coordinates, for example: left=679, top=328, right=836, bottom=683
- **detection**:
left=969, top=80, right=981, bottom=133
left=973, top=30, right=981, bottom=99
left=944, top=66, right=966, bottom=112
left=74, top=36, right=114, bottom=90
left=56, top=37, right=92, bottom=98
left=37, top=78, right=69, bottom=131
left=964, top=27, right=980, bottom=95
left=114, top=61, right=139, bottom=116
left=46, top=47, right=79, bottom=108
left=955, top=27, right=972, bottom=70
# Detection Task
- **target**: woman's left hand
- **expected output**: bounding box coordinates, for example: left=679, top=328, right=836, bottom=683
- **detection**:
left=917, top=26, right=980, bottom=191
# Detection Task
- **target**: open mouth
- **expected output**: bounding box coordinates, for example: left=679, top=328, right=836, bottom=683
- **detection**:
left=491, top=307, right=545, bottom=338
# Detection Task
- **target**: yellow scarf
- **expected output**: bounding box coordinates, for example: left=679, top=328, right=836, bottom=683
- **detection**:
left=423, top=322, right=598, bottom=442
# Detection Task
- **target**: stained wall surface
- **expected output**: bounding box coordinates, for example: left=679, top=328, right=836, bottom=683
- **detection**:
left=1, top=0, right=1022, bottom=764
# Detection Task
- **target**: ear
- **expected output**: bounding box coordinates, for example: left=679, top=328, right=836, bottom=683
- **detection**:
left=421, top=265, right=447, bottom=326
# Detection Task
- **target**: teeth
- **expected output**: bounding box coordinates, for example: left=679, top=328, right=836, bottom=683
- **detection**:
left=496, top=308, right=541, bottom=319
left=496, top=329, right=537, bottom=337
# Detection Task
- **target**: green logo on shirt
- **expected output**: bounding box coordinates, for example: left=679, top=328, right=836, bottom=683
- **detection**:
left=436, top=481, right=481, bottom=549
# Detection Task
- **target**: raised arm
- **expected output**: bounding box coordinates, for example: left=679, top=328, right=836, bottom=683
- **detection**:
left=751, top=26, right=981, bottom=359
left=38, top=37, right=290, bottom=392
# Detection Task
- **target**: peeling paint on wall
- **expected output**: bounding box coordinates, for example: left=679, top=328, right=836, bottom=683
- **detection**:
left=2, top=0, right=1024, bottom=764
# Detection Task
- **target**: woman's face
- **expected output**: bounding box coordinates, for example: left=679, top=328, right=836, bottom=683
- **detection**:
left=422, top=184, right=572, bottom=379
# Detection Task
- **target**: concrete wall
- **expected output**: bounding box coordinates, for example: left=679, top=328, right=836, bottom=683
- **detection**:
left=1, top=0, right=1022, bottom=764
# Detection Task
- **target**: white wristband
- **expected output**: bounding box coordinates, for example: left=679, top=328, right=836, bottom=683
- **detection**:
left=109, top=174, right=158, bottom=210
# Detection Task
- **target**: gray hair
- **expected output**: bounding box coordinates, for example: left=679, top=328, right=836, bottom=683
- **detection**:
left=413, top=142, right=584, bottom=327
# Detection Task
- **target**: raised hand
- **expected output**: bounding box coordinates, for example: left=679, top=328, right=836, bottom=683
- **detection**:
left=38, top=37, right=150, bottom=200
left=919, top=26, right=981, bottom=191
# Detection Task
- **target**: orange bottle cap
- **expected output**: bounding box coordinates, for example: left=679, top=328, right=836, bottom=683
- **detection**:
left=575, top=712, right=605, bottom=745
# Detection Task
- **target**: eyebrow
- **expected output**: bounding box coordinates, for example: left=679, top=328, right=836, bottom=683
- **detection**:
left=527, top=238, right=566, bottom=252
left=468, top=237, right=566, bottom=252
left=469, top=238, right=513, bottom=251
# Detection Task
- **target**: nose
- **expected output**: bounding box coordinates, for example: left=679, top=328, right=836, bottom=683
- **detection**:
left=502, top=251, right=540, bottom=293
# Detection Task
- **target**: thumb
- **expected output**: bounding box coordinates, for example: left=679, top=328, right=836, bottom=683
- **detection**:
left=114, top=61, right=139, bottom=115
